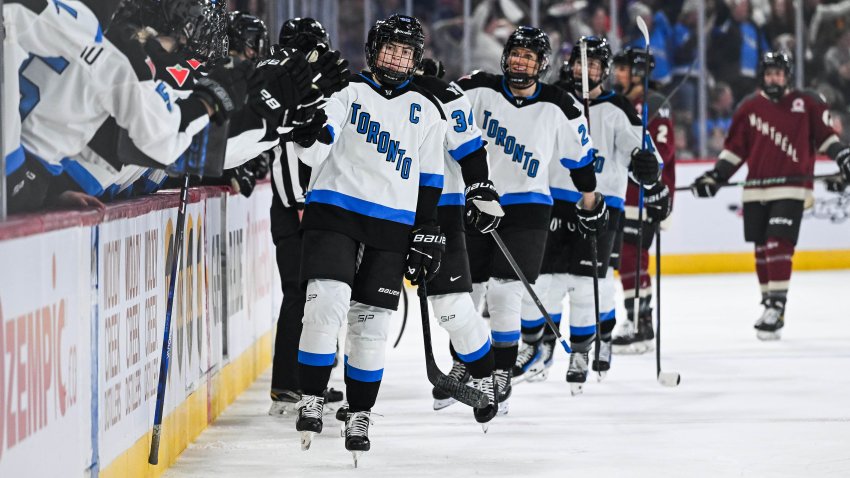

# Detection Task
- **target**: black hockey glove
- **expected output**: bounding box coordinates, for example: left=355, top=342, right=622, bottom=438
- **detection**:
left=691, top=169, right=725, bottom=198
left=644, top=182, right=672, bottom=222
left=252, top=48, right=314, bottom=126
left=630, top=148, right=660, bottom=185
left=575, top=192, right=609, bottom=239
left=310, top=49, right=350, bottom=96
left=243, top=152, right=270, bottom=180
left=825, top=174, right=847, bottom=193
left=464, top=180, right=502, bottom=233
left=836, top=147, right=850, bottom=182
left=287, top=109, right=332, bottom=148
left=286, top=87, right=325, bottom=127
left=405, top=226, right=446, bottom=285
left=226, top=164, right=257, bottom=198
left=194, top=62, right=251, bottom=124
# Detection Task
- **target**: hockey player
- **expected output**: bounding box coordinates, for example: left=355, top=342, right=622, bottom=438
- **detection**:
left=266, top=17, right=347, bottom=417
left=455, top=27, right=603, bottom=411
left=513, top=37, right=661, bottom=394
left=292, top=15, right=446, bottom=463
left=610, top=47, right=676, bottom=354
left=691, top=51, right=850, bottom=340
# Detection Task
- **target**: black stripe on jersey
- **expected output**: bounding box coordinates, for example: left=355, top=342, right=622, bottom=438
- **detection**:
left=277, top=146, right=299, bottom=207
left=591, top=91, right=642, bottom=127
left=411, top=75, right=463, bottom=104
left=352, top=72, right=446, bottom=120
left=301, top=203, right=412, bottom=253
left=7, top=0, right=48, bottom=12
left=456, top=71, right=582, bottom=119
left=106, top=24, right=155, bottom=81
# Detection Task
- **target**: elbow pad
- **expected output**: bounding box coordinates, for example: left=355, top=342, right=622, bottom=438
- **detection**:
left=569, top=163, right=597, bottom=193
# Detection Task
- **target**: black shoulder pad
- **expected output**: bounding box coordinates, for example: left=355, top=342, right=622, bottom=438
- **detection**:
left=537, top=85, right=582, bottom=120
left=6, top=0, right=48, bottom=12
left=800, top=88, right=829, bottom=105
left=408, top=82, right=447, bottom=120
left=454, top=71, right=500, bottom=92
left=646, top=90, right=671, bottom=120
left=106, top=26, right=154, bottom=81
left=600, top=92, right=642, bottom=126
left=411, top=75, right=463, bottom=104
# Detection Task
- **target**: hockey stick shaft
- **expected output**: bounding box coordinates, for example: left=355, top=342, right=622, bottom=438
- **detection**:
left=489, top=230, right=572, bottom=354
left=675, top=173, right=838, bottom=192
left=590, top=236, right=601, bottom=378
left=655, top=229, right=662, bottom=377
left=149, top=173, right=190, bottom=465
left=634, top=16, right=651, bottom=334
left=417, top=283, right=489, bottom=408
left=393, top=286, right=409, bottom=348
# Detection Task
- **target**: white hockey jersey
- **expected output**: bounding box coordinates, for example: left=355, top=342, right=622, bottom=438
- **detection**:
left=294, top=73, right=447, bottom=252
left=456, top=71, right=593, bottom=208
left=549, top=90, right=662, bottom=210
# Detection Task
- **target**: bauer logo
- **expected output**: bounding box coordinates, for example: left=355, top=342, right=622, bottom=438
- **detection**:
left=378, top=288, right=400, bottom=296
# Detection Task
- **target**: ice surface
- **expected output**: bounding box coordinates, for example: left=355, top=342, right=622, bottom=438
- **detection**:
left=165, top=271, right=850, bottom=478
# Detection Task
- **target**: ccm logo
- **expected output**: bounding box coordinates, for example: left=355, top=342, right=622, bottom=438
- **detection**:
left=378, top=288, right=400, bottom=296
left=769, top=217, right=794, bottom=226
left=413, top=234, right=446, bottom=245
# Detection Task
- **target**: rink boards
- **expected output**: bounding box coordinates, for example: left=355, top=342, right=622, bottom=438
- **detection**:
left=0, top=183, right=281, bottom=477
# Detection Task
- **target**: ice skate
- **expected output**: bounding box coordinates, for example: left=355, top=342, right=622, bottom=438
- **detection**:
left=612, top=317, right=654, bottom=354
left=471, top=374, right=498, bottom=431
left=494, top=369, right=512, bottom=416
left=527, top=337, right=556, bottom=383
left=345, top=411, right=373, bottom=468
left=511, top=341, right=543, bottom=384
left=336, top=402, right=349, bottom=436
left=592, top=339, right=612, bottom=381
left=432, top=360, right=470, bottom=410
left=754, top=301, right=785, bottom=341
left=566, top=351, right=589, bottom=396
left=295, top=394, right=324, bottom=451
left=323, top=387, right=344, bottom=415
left=268, top=389, right=300, bottom=417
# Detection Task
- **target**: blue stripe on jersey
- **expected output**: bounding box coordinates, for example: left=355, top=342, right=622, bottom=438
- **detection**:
left=448, top=136, right=484, bottom=161
left=95, top=24, right=103, bottom=43
left=298, top=350, right=337, bottom=366
left=560, top=147, right=596, bottom=169
left=306, top=189, right=416, bottom=225
left=500, top=192, right=553, bottom=206
left=550, top=188, right=625, bottom=210
left=492, top=330, right=520, bottom=344
left=438, top=193, right=465, bottom=207
left=326, top=124, right=336, bottom=143
left=570, top=324, right=597, bottom=336
left=420, top=173, right=444, bottom=188
left=344, top=356, right=384, bottom=382
left=5, top=146, right=25, bottom=175
left=456, top=339, right=492, bottom=363
left=60, top=159, right=104, bottom=197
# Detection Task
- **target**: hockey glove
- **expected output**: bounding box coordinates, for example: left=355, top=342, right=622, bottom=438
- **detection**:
left=226, top=165, right=257, bottom=198
left=252, top=48, right=313, bottom=126
left=644, top=182, right=672, bottom=222
left=837, top=147, right=850, bottom=182
left=405, top=226, right=446, bottom=285
left=247, top=152, right=271, bottom=180
left=287, top=109, right=332, bottom=148
left=629, top=148, right=660, bottom=185
left=691, top=169, right=725, bottom=198
left=825, top=174, right=847, bottom=193
left=575, top=192, right=609, bottom=239
left=310, top=49, right=350, bottom=96
left=464, top=180, right=502, bottom=233
left=286, top=87, right=325, bottom=127
left=194, top=62, right=251, bottom=124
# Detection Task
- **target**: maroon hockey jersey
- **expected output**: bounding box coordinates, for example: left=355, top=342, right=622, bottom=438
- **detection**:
left=719, top=91, right=839, bottom=202
left=625, top=90, right=676, bottom=215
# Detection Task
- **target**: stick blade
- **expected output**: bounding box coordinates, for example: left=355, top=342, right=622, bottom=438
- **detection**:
left=427, top=363, right=489, bottom=408
left=658, top=371, right=681, bottom=387
left=636, top=16, right=650, bottom=44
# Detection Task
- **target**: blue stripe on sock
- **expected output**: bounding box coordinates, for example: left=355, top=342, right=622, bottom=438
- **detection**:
left=570, top=324, right=597, bottom=336
left=551, top=313, right=562, bottom=324
left=298, top=350, right=336, bottom=366
left=491, top=330, right=520, bottom=344
left=456, top=339, right=491, bottom=363
left=600, top=310, right=616, bottom=322
left=521, top=316, right=545, bottom=328
left=344, top=356, right=384, bottom=383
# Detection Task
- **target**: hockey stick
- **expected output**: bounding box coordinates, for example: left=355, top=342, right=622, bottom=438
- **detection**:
left=579, top=40, right=602, bottom=380
left=675, top=173, right=839, bottom=192
left=488, top=228, right=573, bottom=355
left=149, top=173, right=190, bottom=465
left=655, top=230, right=681, bottom=387
left=417, top=283, right=489, bottom=408
left=632, top=16, right=652, bottom=338
left=393, top=286, right=409, bottom=348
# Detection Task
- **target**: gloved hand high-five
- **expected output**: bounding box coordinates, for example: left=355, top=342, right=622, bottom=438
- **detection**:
left=310, top=49, right=350, bottom=96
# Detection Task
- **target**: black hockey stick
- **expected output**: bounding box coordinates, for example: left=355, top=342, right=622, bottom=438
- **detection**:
left=417, top=283, right=489, bottom=408
left=489, top=229, right=573, bottom=355
left=149, top=173, right=190, bottom=465
left=579, top=39, right=602, bottom=379
left=393, top=286, right=409, bottom=348
left=655, top=230, right=681, bottom=387
left=675, top=173, right=840, bottom=192
left=633, top=16, right=652, bottom=337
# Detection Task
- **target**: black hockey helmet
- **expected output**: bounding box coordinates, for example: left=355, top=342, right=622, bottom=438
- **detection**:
left=566, top=36, right=612, bottom=91
left=501, top=26, right=551, bottom=88
left=227, top=11, right=269, bottom=58
left=612, top=46, right=655, bottom=94
left=416, top=58, right=446, bottom=79
left=365, top=15, right=425, bottom=87
left=758, top=50, right=793, bottom=101
left=279, top=17, right=331, bottom=55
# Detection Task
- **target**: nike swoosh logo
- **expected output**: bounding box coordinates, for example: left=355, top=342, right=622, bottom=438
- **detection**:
left=449, top=276, right=461, bottom=282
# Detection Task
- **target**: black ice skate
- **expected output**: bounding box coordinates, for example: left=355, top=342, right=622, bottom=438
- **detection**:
left=566, top=351, right=589, bottom=396
left=754, top=300, right=785, bottom=341
left=432, top=360, right=470, bottom=410
left=269, top=389, right=300, bottom=417
left=512, top=341, right=544, bottom=384
left=527, top=337, right=556, bottom=383
left=494, top=368, right=512, bottom=416
left=295, top=394, right=324, bottom=450
left=612, top=315, right=654, bottom=354
left=345, top=411, right=373, bottom=468
left=591, top=339, right=612, bottom=381
left=471, top=374, right=498, bottom=431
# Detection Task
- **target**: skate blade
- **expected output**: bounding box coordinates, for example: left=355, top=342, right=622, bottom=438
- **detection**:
left=351, top=451, right=364, bottom=468
left=340, top=422, right=345, bottom=438
left=527, top=368, right=550, bottom=383
left=496, top=399, right=509, bottom=416
left=433, top=397, right=458, bottom=410
left=757, top=330, right=782, bottom=341
left=323, top=402, right=341, bottom=416
left=481, top=423, right=489, bottom=433
left=569, top=383, right=584, bottom=396
left=300, top=431, right=315, bottom=451
left=596, top=371, right=607, bottom=382
left=268, top=402, right=299, bottom=417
